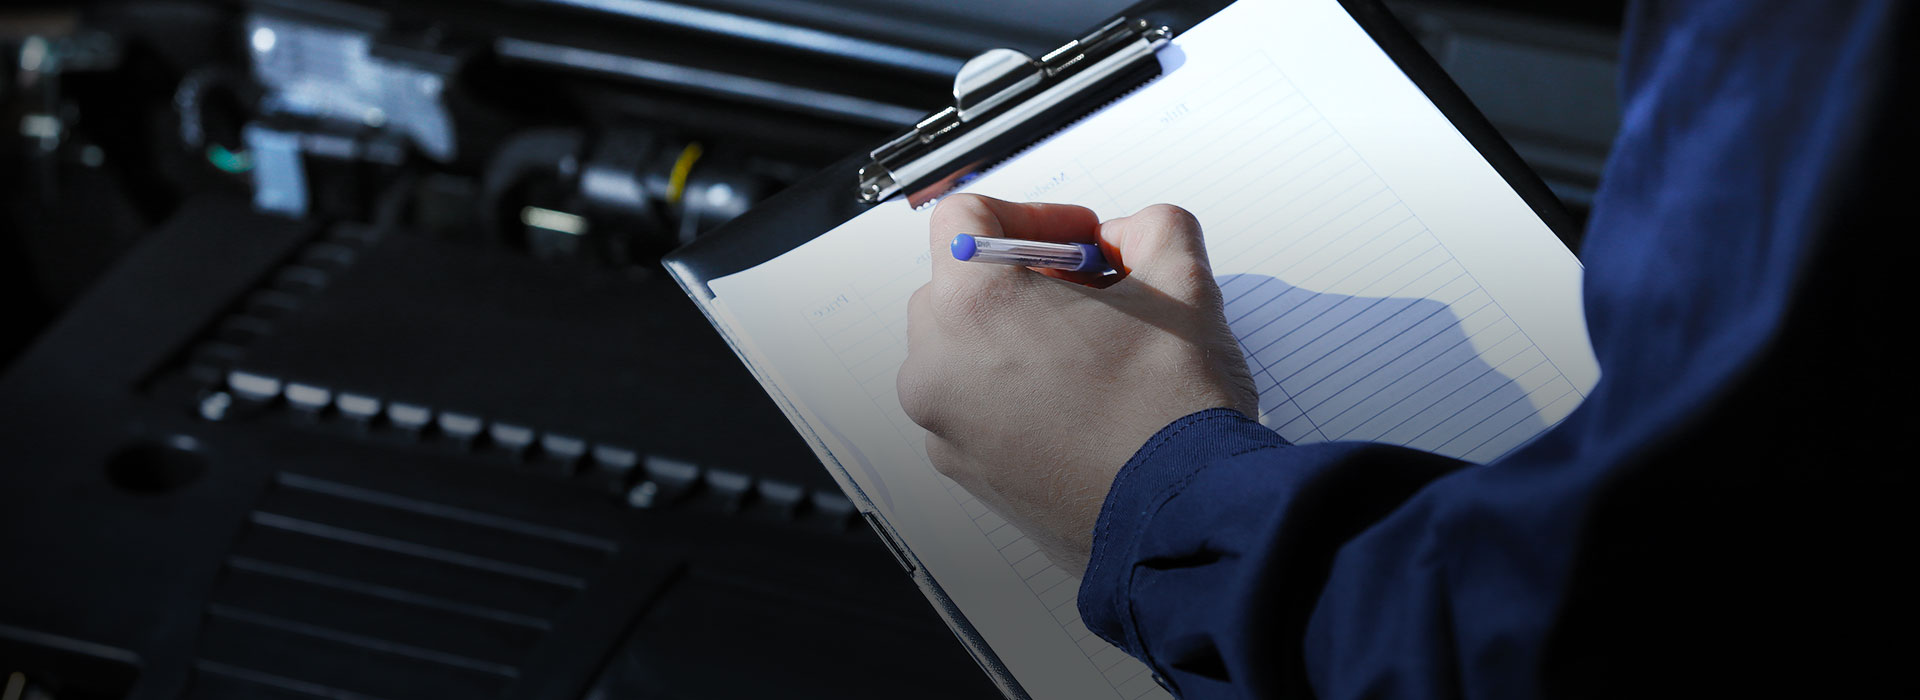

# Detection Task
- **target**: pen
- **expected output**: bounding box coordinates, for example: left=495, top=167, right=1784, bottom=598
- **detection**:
left=950, top=234, right=1110, bottom=273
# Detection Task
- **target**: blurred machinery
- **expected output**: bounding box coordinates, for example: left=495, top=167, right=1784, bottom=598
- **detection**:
left=0, top=1, right=1625, bottom=698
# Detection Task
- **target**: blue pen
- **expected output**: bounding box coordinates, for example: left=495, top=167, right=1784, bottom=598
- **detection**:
left=950, top=234, right=1109, bottom=273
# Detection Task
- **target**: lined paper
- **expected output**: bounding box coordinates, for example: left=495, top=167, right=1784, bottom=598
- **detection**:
left=705, top=0, right=1598, bottom=697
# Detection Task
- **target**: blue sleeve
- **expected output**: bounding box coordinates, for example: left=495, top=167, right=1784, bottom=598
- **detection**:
left=1080, top=409, right=1465, bottom=699
left=1078, top=2, right=1916, bottom=698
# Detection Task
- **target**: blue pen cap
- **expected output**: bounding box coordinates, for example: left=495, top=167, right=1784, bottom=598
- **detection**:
left=951, top=233, right=979, bottom=261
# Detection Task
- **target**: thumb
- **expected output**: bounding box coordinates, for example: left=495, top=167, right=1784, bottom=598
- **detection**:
left=1098, top=204, right=1215, bottom=296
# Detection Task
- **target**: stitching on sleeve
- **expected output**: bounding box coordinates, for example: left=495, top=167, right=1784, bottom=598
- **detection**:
left=1229, top=441, right=1288, bottom=458
left=1088, top=410, right=1234, bottom=591
left=1105, top=410, right=1249, bottom=666
left=1123, top=421, right=1287, bottom=673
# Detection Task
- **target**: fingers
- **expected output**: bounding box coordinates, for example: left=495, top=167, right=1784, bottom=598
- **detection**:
left=924, top=197, right=1215, bottom=304
left=958, top=195, right=1104, bottom=287
left=929, top=194, right=1101, bottom=290
left=937, top=193, right=1101, bottom=243
left=1096, top=204, right=1217, bottom=300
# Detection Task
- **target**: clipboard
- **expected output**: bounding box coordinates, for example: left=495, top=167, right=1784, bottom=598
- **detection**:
left=663, top=1, right=1578, bottom=697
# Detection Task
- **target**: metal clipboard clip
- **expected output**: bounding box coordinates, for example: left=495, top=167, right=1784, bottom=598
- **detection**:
left=857, top=17, right=1173, bottom=205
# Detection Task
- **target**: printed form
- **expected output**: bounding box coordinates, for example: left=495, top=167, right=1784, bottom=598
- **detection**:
left=706, top=0, right=1600, bottom=697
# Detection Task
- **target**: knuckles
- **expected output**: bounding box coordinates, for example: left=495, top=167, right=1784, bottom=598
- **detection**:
left=907, top=284, right=932, bottom=320
left=1134, top=203, right=1201, bottom=233
left=896, top=355, right=949, bottom=434
left=923, top=436, right=962, bottom=480
left=899, top=286, right=948, bottom=433
left=900, top=281, right=985, bottom=436
left=1126, top=204, right=1204, bottom=257
left=923, top=436, right=986, bottom=490
left=1163, top=257, right=1221, bottom=301
left=929, top=194, right=995, bottom=239
left=1127, top=203, right=1218, bottom=301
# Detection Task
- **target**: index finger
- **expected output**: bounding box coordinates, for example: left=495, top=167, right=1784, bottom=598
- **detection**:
left=928, top=194, right=1102, bottom=285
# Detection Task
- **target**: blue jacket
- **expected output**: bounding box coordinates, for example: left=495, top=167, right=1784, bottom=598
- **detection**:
left=1079, top=2, right=1917, bottom=697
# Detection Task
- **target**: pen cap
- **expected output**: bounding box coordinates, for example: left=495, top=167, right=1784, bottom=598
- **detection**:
left=952, top=233, right=979, bottom=261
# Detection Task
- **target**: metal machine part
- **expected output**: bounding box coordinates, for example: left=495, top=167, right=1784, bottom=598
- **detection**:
left=206, top=0, right=851, bottom=262
left=494, top=37, right=928, bottom=129
left=246, top=12, right=457, bottom=162
left=9, top=30, right=121, bottom=201
left=0, top=196, right=1000, bottom=700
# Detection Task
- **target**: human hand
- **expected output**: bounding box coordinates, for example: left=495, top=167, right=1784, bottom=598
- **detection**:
left=897, top=194, right=1257, bottom=576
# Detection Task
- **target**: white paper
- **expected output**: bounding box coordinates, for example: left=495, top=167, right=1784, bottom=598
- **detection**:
left=706, top=0, right=1599, bottom=697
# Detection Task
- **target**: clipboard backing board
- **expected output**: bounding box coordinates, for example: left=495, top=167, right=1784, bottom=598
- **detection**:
left=664, top=1, right=1584, bottom=697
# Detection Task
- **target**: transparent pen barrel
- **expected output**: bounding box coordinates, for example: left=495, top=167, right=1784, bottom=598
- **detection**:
left=969, top=237, right=1094, bottom=270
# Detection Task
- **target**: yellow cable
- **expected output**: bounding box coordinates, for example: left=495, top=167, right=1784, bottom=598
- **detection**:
left=666, top=142, right=704, bottom=205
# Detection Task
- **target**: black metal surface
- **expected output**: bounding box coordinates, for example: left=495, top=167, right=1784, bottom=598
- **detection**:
left=0, top=196, right=997, bottom=699
left=204, top=230, right=829, bottom=491
left=1385, top=0, right=1623, bottom=215
left=507, top=0, right=1139, bottom=74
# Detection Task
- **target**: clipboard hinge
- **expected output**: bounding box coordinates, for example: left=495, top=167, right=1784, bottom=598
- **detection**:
left=857, top=17, right=1172, bottom=203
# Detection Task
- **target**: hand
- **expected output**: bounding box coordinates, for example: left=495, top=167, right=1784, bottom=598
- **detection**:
left=898, top=194, right=1257, bottom=576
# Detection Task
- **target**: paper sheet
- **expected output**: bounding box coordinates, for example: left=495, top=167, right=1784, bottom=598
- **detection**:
left=706, top=0, right=1599, bottom=696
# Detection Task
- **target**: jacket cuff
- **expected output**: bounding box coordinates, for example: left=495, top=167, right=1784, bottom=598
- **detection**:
left=1079, top=408, right=1285, bottom=656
